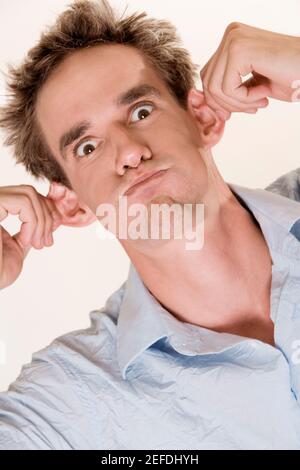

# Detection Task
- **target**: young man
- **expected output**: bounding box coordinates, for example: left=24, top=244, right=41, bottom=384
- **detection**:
left=0, top=0, right=300, bottom=449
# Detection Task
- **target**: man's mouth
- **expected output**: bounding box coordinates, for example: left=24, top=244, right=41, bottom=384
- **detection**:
left=124, top=170, right=167, bottom=197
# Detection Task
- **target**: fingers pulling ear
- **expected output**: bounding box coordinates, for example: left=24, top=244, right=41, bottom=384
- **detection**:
left=187, top=88, right=227, bottom=149
left=47, top=182, right=97, bottom=227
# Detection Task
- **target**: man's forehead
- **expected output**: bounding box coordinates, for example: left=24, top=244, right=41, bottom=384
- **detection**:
left=36, top=44, right=166, bottom=116
left=39, top=44, right=156, bottom=93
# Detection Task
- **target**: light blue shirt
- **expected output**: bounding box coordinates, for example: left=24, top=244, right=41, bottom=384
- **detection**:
left=1, top=172, right=300, bottom=450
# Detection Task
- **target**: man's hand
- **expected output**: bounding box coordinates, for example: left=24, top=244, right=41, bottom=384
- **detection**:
left=0, top=185, right=63, bottom=290
left=195, top=22, right=300, bottom=120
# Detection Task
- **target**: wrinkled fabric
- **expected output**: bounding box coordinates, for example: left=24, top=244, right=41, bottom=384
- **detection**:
left=266, top=167, right=300, bottom=202
left=1, top=173, right=300, bottom=449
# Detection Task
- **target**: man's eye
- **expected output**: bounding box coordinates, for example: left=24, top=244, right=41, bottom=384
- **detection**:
left=130, top=103, right=154, bottom=123
left=73, top=139, right=97, bottom=158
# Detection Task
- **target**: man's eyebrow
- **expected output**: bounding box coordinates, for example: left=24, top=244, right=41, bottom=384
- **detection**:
left=115, top=83, right=161, bottom=107
left=59, top=121, right=92, bottom=160
left=59, top=84, right=161, bottom=159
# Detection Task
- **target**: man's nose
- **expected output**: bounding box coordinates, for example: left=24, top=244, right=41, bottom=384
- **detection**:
left=113, top=127, right=152, bottom=175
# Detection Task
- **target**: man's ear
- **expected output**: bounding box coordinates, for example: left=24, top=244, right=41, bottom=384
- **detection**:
left=187, top=88, right=227, bottom=149
left=47, top=182, right=98, bottom=227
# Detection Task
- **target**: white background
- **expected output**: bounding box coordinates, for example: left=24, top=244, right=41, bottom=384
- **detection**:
left=0, top=0, right=300, bottom=390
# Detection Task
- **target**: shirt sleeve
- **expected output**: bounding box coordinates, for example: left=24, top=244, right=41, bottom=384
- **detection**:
left=0, top=343, right=82, bottom=450
left=265, top=167, right=300, bottom=201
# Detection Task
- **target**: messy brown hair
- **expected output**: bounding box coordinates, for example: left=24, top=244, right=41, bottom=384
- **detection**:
left=0, top=0, right=199, bottom=190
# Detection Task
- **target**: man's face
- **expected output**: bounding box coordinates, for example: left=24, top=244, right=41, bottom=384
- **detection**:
left=36, top=44, right=210, bottom=217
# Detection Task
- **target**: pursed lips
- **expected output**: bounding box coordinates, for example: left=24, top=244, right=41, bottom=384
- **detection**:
left=124, top=169, right=166, bottom=196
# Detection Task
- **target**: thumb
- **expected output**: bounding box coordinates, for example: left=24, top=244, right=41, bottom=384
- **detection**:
left=241, top=71, right=271, bottom=102
left=12, top=229, right=32, bottom=259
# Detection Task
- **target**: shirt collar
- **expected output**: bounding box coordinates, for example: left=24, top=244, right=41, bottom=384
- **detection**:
left=116, top=183, right=300, bottom=380
left=230, top=183, right=300, bottom=246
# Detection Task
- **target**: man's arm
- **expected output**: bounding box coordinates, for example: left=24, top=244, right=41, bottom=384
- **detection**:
left=0, top=341, right=86, bottom=450
left=265, top=168, right=300, bottom=201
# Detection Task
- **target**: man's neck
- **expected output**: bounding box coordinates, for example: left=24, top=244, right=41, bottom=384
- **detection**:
left=123, top=155, right=274, bottom=346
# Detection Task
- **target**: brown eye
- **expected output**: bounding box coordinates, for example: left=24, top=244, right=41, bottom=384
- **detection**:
left=130, top=104, right=154, bottom=123
left=74, top=140, right=97, bottom=158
